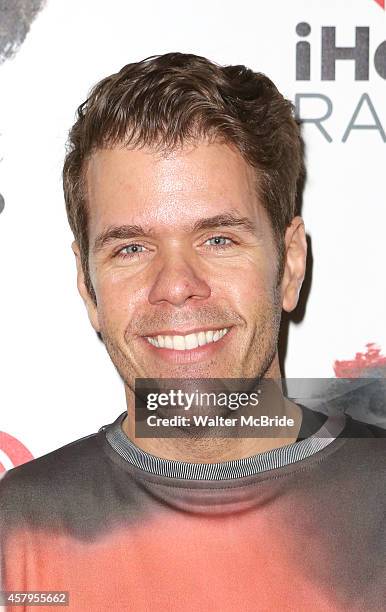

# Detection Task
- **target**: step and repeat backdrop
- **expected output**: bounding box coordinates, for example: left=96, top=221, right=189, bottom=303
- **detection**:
left=0, top=0, right=385, bottom=471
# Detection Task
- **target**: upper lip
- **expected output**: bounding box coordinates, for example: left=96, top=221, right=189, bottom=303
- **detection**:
left=142, top=325, right=232, bottom=338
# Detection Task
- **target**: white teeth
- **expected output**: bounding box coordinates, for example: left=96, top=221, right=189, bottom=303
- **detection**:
left=185, top=333, right=199, bottom=350
left=164, top=335, right=173, bottom=349
left=173, top=335, right=186, bottom=350
left=206, top=330, right=214, bottom=343
left=198, top=331, right=207, bottom=346
left=145, top=328, right=229, bottom=350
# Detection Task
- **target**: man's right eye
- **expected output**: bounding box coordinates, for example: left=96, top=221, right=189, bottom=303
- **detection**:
left=117, top=244, right=145, bottom=259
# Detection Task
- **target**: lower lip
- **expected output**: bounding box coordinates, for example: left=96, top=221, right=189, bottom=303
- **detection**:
left=139, top=328, right=234, bottom=364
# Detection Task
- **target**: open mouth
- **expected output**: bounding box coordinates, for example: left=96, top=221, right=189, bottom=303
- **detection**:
left=144, top=327, right=229, bottom=351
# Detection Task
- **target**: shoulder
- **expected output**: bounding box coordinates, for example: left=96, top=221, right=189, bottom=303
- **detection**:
left=341, top=414, right=386, bottom=438
left=0, top=429, right=105, bottom=520
left=334, top=415, right=386, bottom=480
left=0, top=415, right=139, bottom=538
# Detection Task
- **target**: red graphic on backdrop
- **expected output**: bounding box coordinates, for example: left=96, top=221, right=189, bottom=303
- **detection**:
left=373, top=0, right=385, bottom=9
left=333, top=342, right=386, bottom=377
left=0, top=431, right=34, bottom=473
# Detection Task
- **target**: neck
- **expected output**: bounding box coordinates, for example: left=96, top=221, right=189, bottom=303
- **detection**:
left=122, top=356, right=303, bottom=463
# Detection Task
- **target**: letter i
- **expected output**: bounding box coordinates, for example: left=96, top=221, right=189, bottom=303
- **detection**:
left=296, top=22, right=311, bottom=80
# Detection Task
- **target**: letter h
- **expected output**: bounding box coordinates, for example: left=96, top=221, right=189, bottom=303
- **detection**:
left=322, top=27, right=369, bottom=80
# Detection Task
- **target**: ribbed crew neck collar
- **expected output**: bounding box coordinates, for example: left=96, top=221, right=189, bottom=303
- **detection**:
left=104, top=407, right=346, bottom=481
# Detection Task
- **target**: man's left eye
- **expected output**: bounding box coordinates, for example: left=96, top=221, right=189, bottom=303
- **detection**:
left=206, top=236, right=232, bottom=247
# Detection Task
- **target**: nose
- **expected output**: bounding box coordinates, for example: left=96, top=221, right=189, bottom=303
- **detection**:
left=148, top=253, right=211, bottom=307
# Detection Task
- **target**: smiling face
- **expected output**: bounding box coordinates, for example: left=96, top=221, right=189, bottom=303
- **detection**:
left=73, top=141, right=306, bottom=388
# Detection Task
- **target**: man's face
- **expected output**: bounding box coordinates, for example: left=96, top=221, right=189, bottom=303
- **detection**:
left=75, top=141, right=304, bottom=387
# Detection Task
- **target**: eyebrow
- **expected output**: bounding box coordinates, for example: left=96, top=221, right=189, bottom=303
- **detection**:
left=93, top=212, right=257, bottom=254
left=93, top=224, right=152, bottom=253
left=191, top=213, right=257, bottom=234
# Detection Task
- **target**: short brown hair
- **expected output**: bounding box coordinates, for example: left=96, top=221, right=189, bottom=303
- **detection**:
left=63, top=52, right=304, bottom=304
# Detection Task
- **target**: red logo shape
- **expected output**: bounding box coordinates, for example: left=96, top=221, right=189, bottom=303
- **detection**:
left=0, top=431, right=34, bottom=473
left=374, top=0, right=385, bottom=9
left=334, top=342, right=386, bottom=377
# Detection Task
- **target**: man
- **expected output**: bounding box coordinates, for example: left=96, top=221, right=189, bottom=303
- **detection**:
left=0, top=53, right=384, bottom=611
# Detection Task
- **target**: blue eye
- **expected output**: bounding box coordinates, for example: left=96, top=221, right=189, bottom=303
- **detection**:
left=118, top=244, right=145, bottom=258
left=206, top=236, right=232, bottom=247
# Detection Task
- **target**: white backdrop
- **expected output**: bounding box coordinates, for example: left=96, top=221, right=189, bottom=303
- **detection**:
left=0, top=0, right=385, bottom=468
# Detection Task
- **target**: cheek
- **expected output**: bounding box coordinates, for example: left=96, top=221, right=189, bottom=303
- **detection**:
left=231, top=281, right=263, bottom=318
left=95, top=271, right=146, bottom=328
left=220, top=261, right=274, bottom=312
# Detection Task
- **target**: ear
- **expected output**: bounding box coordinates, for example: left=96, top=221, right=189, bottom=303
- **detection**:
left=281, top=216, right=307, bottom=313
left=71, top=240, right=101, bottom=333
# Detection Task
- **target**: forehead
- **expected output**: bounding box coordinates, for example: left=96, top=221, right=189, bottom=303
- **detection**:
left=85, top=141, right=265, bottom=234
